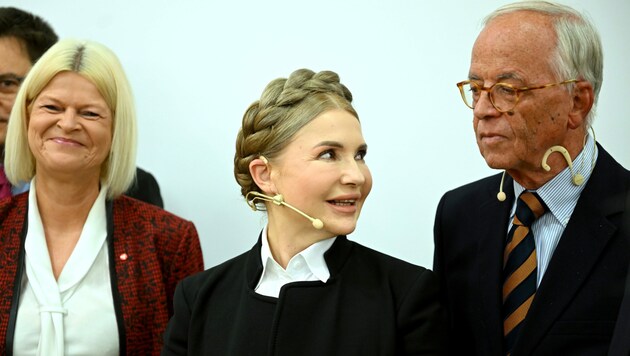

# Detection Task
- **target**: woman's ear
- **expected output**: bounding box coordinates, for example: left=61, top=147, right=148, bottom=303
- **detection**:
left=567, top=80, right=594, bottom=130
left=249, top=156, right=275, bottom=194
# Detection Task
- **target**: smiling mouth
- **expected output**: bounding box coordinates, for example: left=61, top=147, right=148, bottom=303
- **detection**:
left=50, top=137, right=83, bottom=146
left=328, top=199, right=356, bottom=206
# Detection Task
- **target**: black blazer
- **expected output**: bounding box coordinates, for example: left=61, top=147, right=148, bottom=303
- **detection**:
left=162, top=235, right=446, bottom=355
left=433, top=144, right=630, bottom=356
left=609, top=188, right=630, bottom=356
left=125, top=167, right=164, bottom=208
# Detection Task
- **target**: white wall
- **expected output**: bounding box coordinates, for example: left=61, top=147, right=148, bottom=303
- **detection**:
left=9, top=0, right=630, bottom=269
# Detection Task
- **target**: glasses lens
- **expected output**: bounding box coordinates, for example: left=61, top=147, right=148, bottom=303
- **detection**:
left=460, top=82, right=476, bottom=109
left=490, top=84, right=517, bottom=112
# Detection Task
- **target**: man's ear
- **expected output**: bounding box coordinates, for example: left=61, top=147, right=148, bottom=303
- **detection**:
left=567, top=80, right=594, bottom=129
left=249, top=157, right=275, bottom=194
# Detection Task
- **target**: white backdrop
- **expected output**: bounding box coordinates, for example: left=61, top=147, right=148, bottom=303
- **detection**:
left=7, top=0, right=630, bottom=268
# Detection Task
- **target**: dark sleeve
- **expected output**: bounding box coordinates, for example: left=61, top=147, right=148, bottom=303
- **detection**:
left=609, top=188, right=630, bottom=356
left=161, top=279, right=192, bottom=356
left=432, top=194, right=446, bottom=284
left=125, top=167, right=164, bottom=208
left=398, top=268, right=447, bottom=355
left=433, top=193, right=459, bottom=356
left=165, top=220, right=204, bottom=317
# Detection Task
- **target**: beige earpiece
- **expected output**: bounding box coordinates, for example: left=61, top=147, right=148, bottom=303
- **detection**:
left=541, top=146, right=584, bottom=186
left=245, top=191, right=324, bottom=229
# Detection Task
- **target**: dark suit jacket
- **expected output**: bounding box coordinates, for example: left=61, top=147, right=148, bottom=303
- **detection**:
left=609, top=189, right=630, bottom=356
left=162, top=235, right=446, bottom=355
left=125, top=167, right=164, bottom=208
left=0, top=193, right=204, bottom=356
left=433, top=144, right=630, bottom=356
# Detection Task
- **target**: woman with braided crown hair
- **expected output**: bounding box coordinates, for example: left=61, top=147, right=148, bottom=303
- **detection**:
left=162, top=68, right=446, bottom=355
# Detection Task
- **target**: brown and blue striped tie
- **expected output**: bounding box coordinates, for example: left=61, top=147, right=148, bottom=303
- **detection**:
left=503, top=191, right=547, bottom=355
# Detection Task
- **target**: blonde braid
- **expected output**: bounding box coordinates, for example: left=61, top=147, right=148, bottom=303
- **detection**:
left=234, top=68, right=355, bottom=197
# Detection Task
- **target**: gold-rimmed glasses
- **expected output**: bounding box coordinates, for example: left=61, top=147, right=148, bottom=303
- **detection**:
left=456, top=79, right=578, bottom=113
left=0, top=73, right=25, bottom=101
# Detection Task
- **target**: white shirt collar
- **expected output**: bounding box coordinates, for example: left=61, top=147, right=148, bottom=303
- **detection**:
left=255, top=225, right=336, bottom=297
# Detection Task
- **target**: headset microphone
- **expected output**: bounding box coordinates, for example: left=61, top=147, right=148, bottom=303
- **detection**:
left=497, top=131, right=597, bottom=201
left=245, top=191, right=324, bottom=229
left=497, top=171, right=507, bottom=202
left=498, top=145, right=583, bottom=202
left=541, top=146, right=584, bottom=186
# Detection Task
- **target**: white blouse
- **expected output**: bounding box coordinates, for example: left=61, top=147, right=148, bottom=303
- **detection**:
left=13, top=180, right=119, bottom=356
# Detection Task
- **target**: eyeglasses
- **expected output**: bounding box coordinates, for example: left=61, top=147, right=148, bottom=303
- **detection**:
left=0, top=73, right=25, bottom=99
left=456, top=79, right=578, bottom=113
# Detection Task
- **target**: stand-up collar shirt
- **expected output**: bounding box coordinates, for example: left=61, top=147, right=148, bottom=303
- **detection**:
left=255, top=225, right=336, bottom=298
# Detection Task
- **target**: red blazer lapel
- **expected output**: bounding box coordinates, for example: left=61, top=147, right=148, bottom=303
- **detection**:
left=0, top=194, right=28, bottom=355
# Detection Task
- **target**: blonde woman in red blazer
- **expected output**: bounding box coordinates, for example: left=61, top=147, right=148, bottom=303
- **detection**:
left=0, top=38, right=203, bottom=355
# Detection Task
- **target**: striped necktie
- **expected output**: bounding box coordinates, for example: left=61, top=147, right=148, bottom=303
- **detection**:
left=503, top=191, right=547, bottom=355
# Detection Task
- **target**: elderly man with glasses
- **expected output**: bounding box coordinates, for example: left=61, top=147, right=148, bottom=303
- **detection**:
left=432, top=1, right=630, bottom=355
left=0, top=8, right=56, bottom=197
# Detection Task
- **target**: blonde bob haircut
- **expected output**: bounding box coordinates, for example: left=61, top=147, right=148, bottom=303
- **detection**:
left=5, top=38, right=137, bottom=199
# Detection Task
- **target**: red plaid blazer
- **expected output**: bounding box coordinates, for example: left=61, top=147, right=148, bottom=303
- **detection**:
left=0, top=193, right=204, bottom=355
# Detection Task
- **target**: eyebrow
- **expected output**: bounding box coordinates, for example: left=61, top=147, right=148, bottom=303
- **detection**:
left=34, top=94, right=63, bottom=104
left=469, top=73, right=524, bottom=82
left=316, top=141, right=343, bottom=148
left=34, top=94, right=109, bottom=111
left=315, top=141, right=368, bottom=151
left=497, top=73, right=524, bottom=82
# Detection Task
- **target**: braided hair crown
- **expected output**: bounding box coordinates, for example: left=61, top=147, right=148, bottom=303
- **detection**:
left=234, top=68, right=356, bottom=197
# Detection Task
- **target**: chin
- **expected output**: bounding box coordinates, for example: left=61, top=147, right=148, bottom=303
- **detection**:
left=326, top=223, right=357, bottom=236
left=482, top=153, right=510, bottom=170
left=484, top=161, right=505, bottom=170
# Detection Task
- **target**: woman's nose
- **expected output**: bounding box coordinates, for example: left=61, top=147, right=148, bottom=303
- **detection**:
left=57, top=109, right=80, bottom=130
left=340, top=159, right=366, bottom=186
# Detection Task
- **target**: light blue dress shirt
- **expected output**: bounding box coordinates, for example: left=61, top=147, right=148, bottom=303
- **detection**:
left=510, top=133, right=598, bottom=286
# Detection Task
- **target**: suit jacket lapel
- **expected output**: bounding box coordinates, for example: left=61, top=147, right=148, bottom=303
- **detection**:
left=477, top=175, right=514, bottom=355
left=513, top=146, right=626, bottom=355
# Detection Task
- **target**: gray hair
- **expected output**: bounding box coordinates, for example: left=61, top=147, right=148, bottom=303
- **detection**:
left=484, top=1, right=603, bottom=127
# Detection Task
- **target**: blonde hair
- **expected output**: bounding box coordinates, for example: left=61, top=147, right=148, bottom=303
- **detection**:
left=5, top=38, right=137, bottom=199
left=234, top=68, right=356, bottom=197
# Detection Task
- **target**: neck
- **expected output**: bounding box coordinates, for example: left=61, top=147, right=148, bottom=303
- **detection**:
left=510, top=132, right=587, bottom=189
left=34, top=173, right=102, bottom=280
left=34, top=172, right=102, bottom=234
left=508, top=167, right=558, bottom=190
left=266, top=210, right=332, bottom=268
